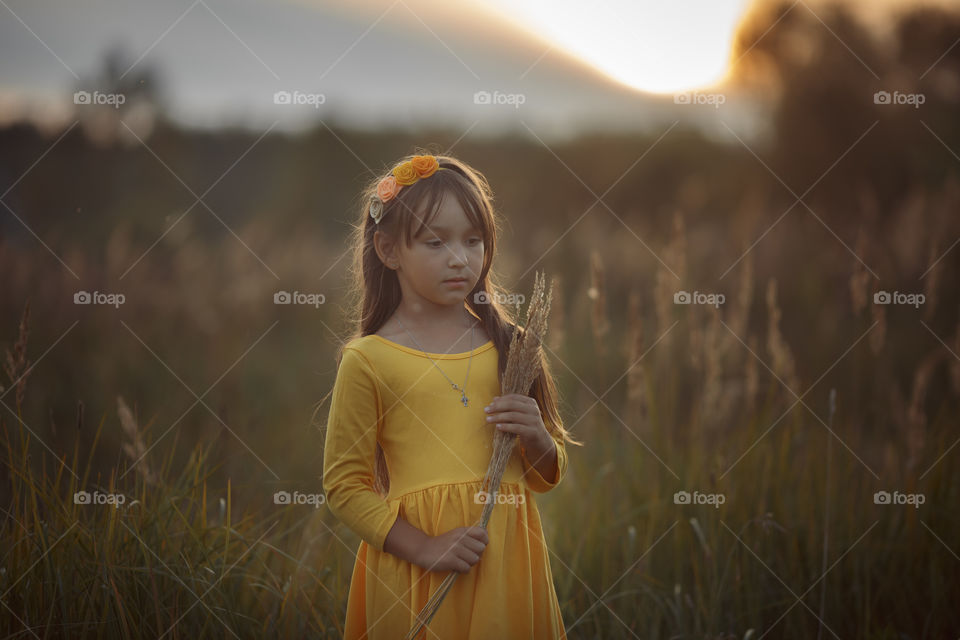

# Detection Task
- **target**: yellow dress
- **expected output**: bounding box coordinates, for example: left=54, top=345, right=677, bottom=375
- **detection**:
left=322, top=334, right=569, bottom=640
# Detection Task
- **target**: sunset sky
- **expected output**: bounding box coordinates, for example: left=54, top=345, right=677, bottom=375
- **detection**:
left=1, top=0, right=957, bottom=139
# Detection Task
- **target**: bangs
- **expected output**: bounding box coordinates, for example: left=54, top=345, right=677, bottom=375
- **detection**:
left=393, top=170, right=490, bottom=247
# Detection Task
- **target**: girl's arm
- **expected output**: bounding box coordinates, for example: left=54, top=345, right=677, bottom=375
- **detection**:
left=322, top=347, right=403, bottom=552
left=520, top=425, right=566, bottom=492
left=521, top=434, right=559, bottom=484
left=385, top=514, right=490, bottom=574
left=382, top=515, right=430, bottom=564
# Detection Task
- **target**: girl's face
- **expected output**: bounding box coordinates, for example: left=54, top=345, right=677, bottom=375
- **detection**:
left=381, top=191, right=485, bottom=311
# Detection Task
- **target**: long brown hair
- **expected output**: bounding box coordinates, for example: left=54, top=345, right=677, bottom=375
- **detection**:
left=324, top=147, right=580, bottom=495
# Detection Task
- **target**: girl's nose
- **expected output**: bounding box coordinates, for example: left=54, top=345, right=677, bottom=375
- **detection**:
left=448, top=248, right=468, bottom=266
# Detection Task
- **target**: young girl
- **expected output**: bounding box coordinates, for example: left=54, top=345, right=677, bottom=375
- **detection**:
left=322, top=151, right=580, bottom=639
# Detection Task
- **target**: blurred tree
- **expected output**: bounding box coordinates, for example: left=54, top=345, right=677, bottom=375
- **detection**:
left=72, top=44, right=167, bottom=146
left=731, top=1, right=960, bottom=230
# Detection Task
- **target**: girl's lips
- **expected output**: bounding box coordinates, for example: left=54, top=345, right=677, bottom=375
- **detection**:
left=444, top=279, right=468, bottom=287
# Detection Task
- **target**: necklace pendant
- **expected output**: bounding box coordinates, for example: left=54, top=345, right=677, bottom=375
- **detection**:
left=396, top=316, right=475, bottom=409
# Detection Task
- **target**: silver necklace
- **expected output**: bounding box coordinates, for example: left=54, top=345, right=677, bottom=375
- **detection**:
left=395, top=316, right=475, bottom=408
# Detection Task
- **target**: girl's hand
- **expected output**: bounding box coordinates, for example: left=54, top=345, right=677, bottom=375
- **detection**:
left=484, top=394, right=552, bottom=457
left=416, top=525, right=489, bottom=574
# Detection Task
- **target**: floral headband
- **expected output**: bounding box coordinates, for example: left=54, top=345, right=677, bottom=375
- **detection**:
left=369, top=155, right=446, bottom=224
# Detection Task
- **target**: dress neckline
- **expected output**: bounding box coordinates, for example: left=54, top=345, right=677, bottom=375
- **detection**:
left=369, top=334, right=495, bottom=359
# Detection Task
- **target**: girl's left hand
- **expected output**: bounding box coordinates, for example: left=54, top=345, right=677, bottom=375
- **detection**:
left=484, top=394, right=551, bottom=454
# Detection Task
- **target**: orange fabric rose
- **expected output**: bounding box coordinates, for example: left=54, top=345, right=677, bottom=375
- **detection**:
left=377, top=175, right=400, bottom=202
left=411, top=155, right=439, bottom=178
left=392, top=161, right=419, bottom=186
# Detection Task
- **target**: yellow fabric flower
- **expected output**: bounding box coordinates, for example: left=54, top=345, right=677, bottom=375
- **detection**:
left=392, top=161, right=419, bottom=186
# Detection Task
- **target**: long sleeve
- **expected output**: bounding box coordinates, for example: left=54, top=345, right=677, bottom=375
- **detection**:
left=322, top=347, right=401, bottom=552
left=520, top=418, right=568, bottom=493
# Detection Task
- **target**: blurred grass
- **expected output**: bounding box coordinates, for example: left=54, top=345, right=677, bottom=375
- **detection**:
left=2, top=217, right=958, bottom=637
left=1, top=402, right=351, bottom=638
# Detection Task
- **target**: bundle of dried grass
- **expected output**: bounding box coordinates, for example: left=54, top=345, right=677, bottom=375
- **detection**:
left=404, top=271, right=554, bottom=640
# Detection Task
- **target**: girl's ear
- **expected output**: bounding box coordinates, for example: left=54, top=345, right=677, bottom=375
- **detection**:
left=373, top=230, right=400, bottom=270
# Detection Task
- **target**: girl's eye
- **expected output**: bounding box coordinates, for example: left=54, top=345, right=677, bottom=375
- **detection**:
left=427, top=238, right=480, bottom=247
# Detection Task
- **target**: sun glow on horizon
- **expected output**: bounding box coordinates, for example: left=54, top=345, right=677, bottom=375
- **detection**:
left=482, top=0, right=752, bottom=94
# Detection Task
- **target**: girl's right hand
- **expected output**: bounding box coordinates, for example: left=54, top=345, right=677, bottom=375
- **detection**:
left=416, top=525, right=489, bottom=574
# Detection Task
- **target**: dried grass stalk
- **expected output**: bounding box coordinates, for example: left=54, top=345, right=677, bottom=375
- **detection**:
left=404, top=271, right=554, bottom=640
left=905, top=348, right=945, bottom=471
left=588, top=251, right=609, bottom=356
left=625, top=291, right=649, bottom=432
left=849, top=228, right=870, bottom=315
left=765, top=277, right=800, bottom=393
left=117, top=395, right=157, bottom=486
left=922, top=239, right=940, bottom=321
left=3, top=302, right=32, bottom=412
left=869, top=279, right=887, bottom=355
left=548, top=274, right=565, bottom=353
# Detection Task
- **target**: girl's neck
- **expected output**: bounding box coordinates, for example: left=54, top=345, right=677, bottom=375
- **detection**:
left=377, top=304, right=488, bottom=353
left=393, top=302, right=477, bottom=331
